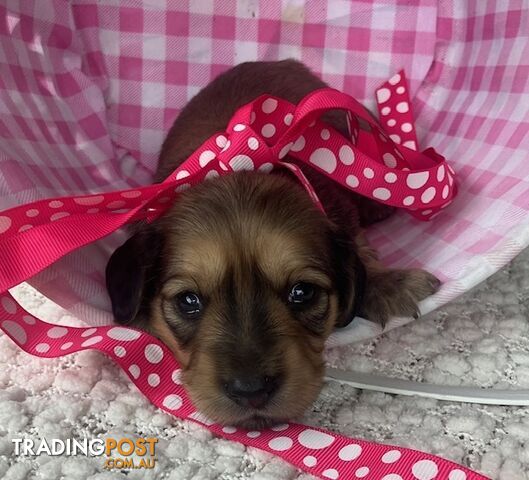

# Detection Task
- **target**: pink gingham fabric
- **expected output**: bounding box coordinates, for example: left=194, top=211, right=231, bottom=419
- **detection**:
left=0, top=0, right=528, bottom=344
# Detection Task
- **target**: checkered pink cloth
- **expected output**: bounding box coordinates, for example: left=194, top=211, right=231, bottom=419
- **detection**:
left=0, top=1, right=528, bottom=345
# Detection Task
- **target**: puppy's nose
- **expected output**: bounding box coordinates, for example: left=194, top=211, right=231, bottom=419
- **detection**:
left=224, top=375, right=279, bottom=409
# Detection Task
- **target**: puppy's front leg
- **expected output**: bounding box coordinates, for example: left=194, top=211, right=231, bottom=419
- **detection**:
left=354, top=232, right=441, bottom=326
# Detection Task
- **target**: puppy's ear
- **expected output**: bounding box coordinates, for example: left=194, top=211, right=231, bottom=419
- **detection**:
left=105, top=227, right=163, bottom=326
left=328, top=227, right=366, bottom=328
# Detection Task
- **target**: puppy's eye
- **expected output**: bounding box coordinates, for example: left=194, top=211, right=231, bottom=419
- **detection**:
left=175, top=291, right=203, bottom=317
left=288, top=282, right=316, bottom=305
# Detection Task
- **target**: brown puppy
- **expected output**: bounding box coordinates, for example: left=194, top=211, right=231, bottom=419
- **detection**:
left=106, top=60, right=440, bottom=428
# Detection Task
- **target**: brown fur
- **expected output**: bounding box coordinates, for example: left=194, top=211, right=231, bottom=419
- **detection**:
left=106, top=60, right=440, bottom=428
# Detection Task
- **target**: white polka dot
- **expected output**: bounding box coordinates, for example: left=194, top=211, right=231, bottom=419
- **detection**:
left=412, top=459, right=438, bottom=480
left=279, top=142, right=293, bottom=159
left=261, top=124, right=276, bottom=138
left=382, top=450, right=402, bottom=463
left=355, top=467, right=370, bottom=478
left=373, top=188, right=391, bottom=200
left=19, top=225, right=32, bottom=232
left=387, top=119, right=396, bottom=127
left=339, top=145, right=355, bottom=165
left=49, top=200, right=63, bottom=208
left=389, top=73, right=401, bottom=85
left=437, top=165, right=446, bottom=181
left=403, top=140, right=417, bottom=150
left=129, top=365, right=140, bottom=379
left=271, top=423, right=289, bottom=431
left=247, top=431, right=261, bottom=438
left=81, top=328, right=97, bottom=337
left=107, top=327, right=141, bottom=341
left=448, top=173, right=454, bottom=186
left=309, top=120, right=316, bottom=127
left=449, top=469, right=467, bottom=480
left=422, top=209, right=433, bottom=216
left=320, top=128, right=330, bottom=140
left=382, top=475, right=403, bottom=480
left=199, top=150, right=216, bottom=167
left=397, top=86, right=405, bottom=94
left=23, top=315, right=36, bottom=325
left=26, top=209, right=39, bottom=217
left=107, top=200, right=126, bottom=210
left=188, top=411, right=215, bottom=425
left=87, top=208, right=99, bottom=214
left=1, top=297, right=16, bottom=314
left=442, top=185, right=450, bottom=199
left=303, top=455, right=317, bottom=467
left=47, top=327, right=68, bottom=339
left=298, top=429, right=335, bottom=449
left=381, top=106, right=391, bottom=116
left=403, top=196, right=415, bottom=206
left=233, top=123, right=246, bottom=132
left=74, top=195, right=104, bottom=206
left=145, top=344, right=163, bottom=364
left=250, top=111, right=256, bottom=124
left=247, top=137, right=259, bottom=150
left=346, top=175, right=359, bottom=188
left=50, top=212, right=70, bottom=221
left=401, top=122, right=413, bottom=132
left=81, top=336, right=103, bottom=347
left=262, top=98, right=278, bottom=113
left=339, top=444, right=362, bottom=461
left=175, top=183, right=191, bottom=193
left=407, top=172, right=430, bottom=189
left=114, top=346, right=126, bottom=357
left=36, top=343, right=50, bottom=353
left=291, top=135, right=305, bottom=152
left=205, top=170, right=219, bottom=180
left=222, top=426, right=237, bottom=434
left=221, top=140, right=231, bottom=152
left=396, top=102, right=409, bottom=113
left=309, top=148, right=337, bottom=174
left=229, top=154, right=254, bottom=171
left=363, top=168, right=374, bottom=179
left=383, top=153, right=397, bottom=168
left=259, top=163, right=274, bottom=173
left=60, top=342, right=73, bottom=350
left=284, top=113, right=293, bottom=125
left=121, top=190, right=142, bottom=198
left=172, top=369, right=182, bottom=384
left=268, top=437, right=293, bottom=451
left=322, top=469, right=339, bottom=479
left=421, top=187, right=436, bottom=203
left=163, top=394, right=183, bottom=411
left=219, top=162, right=229, bottom=171
left=1, top=321, right=27, bottom=345
left=377, top=88, right=391, bottom=103
left=176, top=170, right=190, bottom=180
left=215, top=135, right=228, bottom=148
left=385, top=172, right=398, bottom=183
left=148, top=373, right=160, bottom=387
left=389, top=134, right=401, bottom=144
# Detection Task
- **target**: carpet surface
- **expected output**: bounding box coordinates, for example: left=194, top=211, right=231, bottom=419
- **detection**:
left=0, top=247, right=527, bottom=479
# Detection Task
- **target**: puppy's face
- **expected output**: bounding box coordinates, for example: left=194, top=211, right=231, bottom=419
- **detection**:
left=107, top=172, right=364, bottom=428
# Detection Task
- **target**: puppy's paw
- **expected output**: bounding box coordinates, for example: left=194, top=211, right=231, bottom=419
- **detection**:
left=360, top=268, right=441, bottom=327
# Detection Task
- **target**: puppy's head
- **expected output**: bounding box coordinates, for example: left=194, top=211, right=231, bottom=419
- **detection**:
left=106, top=172, right=364, bottom=428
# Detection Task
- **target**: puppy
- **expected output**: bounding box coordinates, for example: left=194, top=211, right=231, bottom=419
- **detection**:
left=106, top=60, right=440, bottom=428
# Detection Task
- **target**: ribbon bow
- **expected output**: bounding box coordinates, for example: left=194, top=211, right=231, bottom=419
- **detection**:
left=159, top=70, right=456, bottom=223
left=0, top=72, right=480, bottom=480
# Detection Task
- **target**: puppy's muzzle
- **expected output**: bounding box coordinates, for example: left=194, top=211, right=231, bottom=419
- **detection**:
left=223, top=375, right=281, bottom=409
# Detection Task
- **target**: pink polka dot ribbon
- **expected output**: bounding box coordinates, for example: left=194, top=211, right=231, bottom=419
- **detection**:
left=0, top=72, right=481, bottom=479
left=0, top=293, right=488, bottom=480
